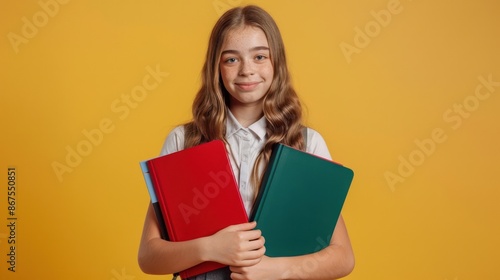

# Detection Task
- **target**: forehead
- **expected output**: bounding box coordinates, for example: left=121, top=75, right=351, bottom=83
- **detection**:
left=221, top=25, right=269, bottom=50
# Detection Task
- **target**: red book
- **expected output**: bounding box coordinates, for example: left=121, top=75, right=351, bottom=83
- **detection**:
left=142, top=140, right=248, bottom=279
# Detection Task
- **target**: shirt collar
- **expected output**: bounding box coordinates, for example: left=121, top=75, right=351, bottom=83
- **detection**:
left=226, top=110, right=267, bottom=140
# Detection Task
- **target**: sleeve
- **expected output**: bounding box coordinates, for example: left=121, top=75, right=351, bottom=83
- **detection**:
left=159, top=125, right=185, bottom=156
left=305, top=127, right=333, bottom=161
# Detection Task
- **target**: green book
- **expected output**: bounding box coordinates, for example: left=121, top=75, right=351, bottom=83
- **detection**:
left=249, top=143, right=354, bottom=257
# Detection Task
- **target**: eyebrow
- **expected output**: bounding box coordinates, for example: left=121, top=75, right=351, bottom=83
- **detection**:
left=221, top=46, right=270, bottom=56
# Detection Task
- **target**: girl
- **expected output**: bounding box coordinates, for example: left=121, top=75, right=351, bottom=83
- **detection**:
left=138, top=5, right=354, bottom=280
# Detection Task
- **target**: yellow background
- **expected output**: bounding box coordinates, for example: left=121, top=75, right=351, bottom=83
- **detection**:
left=1, top=0, right=499, bottom=279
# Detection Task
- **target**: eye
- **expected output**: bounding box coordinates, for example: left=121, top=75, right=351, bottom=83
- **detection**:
left=224, top=57, right=238, bottom=64
left=255, top=55, right=267, bottom=61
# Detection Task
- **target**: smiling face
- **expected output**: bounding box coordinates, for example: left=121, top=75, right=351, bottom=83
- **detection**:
left=219, top=25, right=274, bottom=113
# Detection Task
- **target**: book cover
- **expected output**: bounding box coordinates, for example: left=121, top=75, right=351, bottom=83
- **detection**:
left=250, top=143, right=354, bottom=257
left=142, top=140, right=248, bottom=279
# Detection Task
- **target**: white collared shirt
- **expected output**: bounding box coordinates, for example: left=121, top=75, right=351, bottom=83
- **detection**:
left=160, top=111, right=332, bottom=215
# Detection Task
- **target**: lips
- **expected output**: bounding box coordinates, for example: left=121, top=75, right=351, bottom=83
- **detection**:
left=235, top=81, right=260, bottom=91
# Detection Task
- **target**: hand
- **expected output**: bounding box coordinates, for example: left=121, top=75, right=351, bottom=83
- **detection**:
left=205, top=221, right=266, bottom=267
left=229, top=256, right=280, bottom=280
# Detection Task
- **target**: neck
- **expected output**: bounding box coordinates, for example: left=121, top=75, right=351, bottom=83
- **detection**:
left=229, top=104, right=263, bottom=128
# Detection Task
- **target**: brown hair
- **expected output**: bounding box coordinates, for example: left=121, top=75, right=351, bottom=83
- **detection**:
left=184, top=5, right=304, bottom=197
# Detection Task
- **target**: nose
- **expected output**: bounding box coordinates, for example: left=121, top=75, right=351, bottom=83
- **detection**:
left=238, top=59, right=254, bottom=76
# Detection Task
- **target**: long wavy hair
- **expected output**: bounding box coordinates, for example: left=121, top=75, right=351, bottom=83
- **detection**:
left=184, top=5, right=304, bottom=197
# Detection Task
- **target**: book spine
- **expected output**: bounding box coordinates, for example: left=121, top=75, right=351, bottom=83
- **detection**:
left=148, top=161, right=177, bottom=241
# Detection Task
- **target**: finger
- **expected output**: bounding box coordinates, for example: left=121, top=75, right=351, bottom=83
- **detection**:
left=225, top=221, right=257, bottom=232
left=240, top=236, right=265, bottom=251
left=229, top=271, right=244, bottom=280
left=229, top=265, right=252, bottom=277
left=231, top=257, right=262, bottom=267
left=229, top=266, right=243, bottom=273
left=232, top=244, right=265, bottom=263
left=240, top=245, right=265, bottom=261
left=238, top=229, right=262, bottom=242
